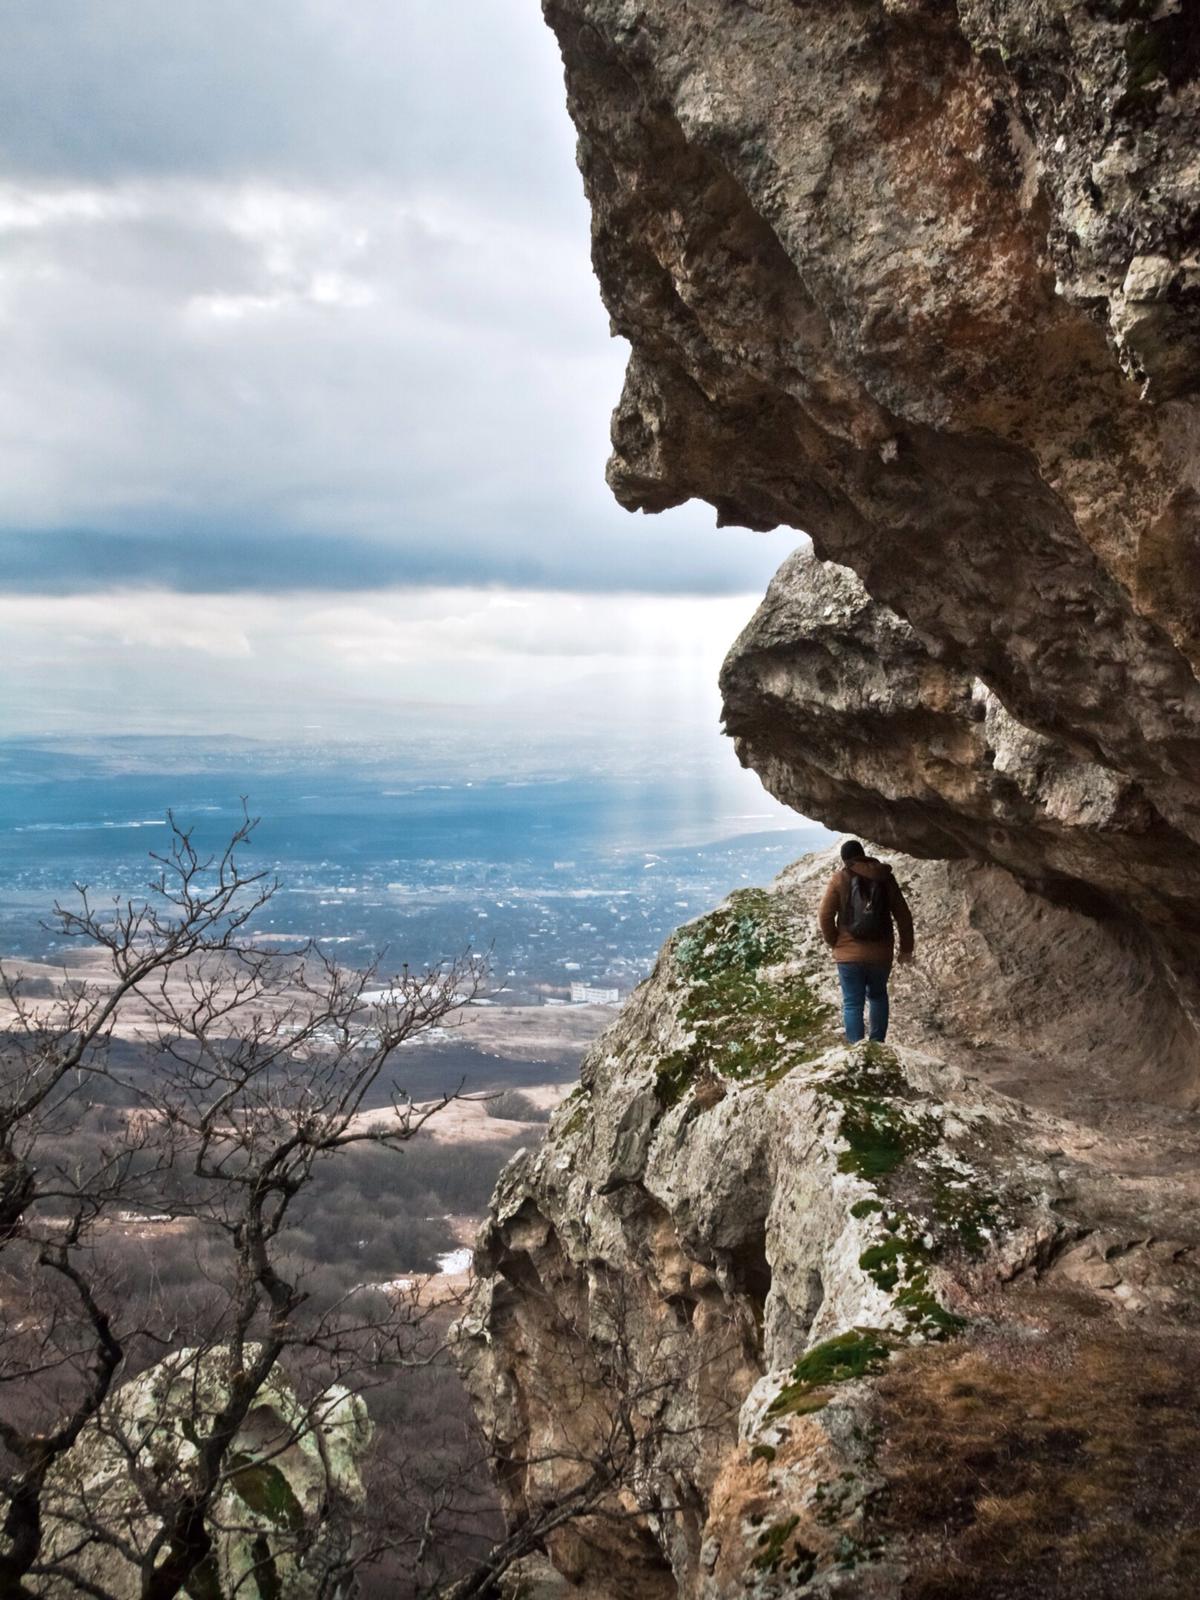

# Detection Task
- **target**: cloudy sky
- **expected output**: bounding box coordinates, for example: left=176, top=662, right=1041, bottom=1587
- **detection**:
left=0, top=2, right=795, bottom=760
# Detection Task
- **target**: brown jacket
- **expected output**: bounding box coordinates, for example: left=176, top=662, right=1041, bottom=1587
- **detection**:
left=818, top=857, right=914, bottom=966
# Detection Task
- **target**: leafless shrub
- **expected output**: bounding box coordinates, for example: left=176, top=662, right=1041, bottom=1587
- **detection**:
left=482, top=1090, right=550, bottom=1124
left=0, top=809, right=487, bottom=1598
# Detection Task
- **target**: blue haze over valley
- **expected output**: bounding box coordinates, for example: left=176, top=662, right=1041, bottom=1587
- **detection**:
left=0, top=736, right=830, bottom=1008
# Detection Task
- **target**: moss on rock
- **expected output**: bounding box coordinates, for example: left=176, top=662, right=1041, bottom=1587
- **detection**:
left=751, top=1514, right=816, bottom=1578
left=821, top=1044, right=940, bottom=1181
left=556, top=1085, right=592, bottom=1139
left=767, top=1329, right=893, bottom=1418
left=815, top=1044, right=1006, bottom=1340
left=653, top=892, right=834, bottom=1107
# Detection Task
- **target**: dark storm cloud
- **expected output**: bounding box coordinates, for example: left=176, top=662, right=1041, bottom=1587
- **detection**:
left=0, top=519, right=784, bottom=597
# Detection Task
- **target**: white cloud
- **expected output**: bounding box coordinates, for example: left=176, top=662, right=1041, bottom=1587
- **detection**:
left=0, top=164, right=792, bottom=592
left=0, top=183, right=142, bottom=232
left=0, top=586, right=764, bottom=743
left=0, top=2, right=798, bottom=746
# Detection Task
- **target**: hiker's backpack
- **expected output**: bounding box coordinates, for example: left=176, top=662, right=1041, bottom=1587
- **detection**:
left=845, top=873, right=891, bottom=941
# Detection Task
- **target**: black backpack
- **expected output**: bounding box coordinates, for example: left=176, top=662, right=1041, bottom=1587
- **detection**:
left=845, top=873, right=891, bottom=941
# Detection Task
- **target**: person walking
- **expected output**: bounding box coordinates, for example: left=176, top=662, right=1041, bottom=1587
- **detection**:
left=818, top=839, right=914, bottom=1044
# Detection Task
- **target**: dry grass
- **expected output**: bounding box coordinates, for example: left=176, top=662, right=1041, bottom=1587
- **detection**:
left=0, top=951, right=613, bottom=1061
left=870, top=1320, right=1200, bottom=1599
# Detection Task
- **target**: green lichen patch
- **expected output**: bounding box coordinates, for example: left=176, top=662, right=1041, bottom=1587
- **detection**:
left=821, top=1045, right=940, bottom=1182
left=767, top=1329, right=893, bottom=1419
left=557, top=1086, right=592, bottom=1139
left=858, top=1226, right=928, bottom=1301
left=813, top=1472, right=867, bottom=1532
left=856, top=1227, right=966, bottom=1342
left=832, top=1530, right=886, bottom=1572
left=894, top=1278, right=966, bottom=1338
left=654, top=1050, right=699, bottom=1110
left=792, top=1329, right=893, bottom=1387
left=775, top=1461, right=884, bottom=1582
left=931, top=1170, right=1003, bottom=1256
left=858, top=1236, right=911, bottom=1293
left=836, top=1104, right=926, bottom=1179
left=750, top=1442, right=777, bottom=1464
left=751, top=1515, right=815, bottom=1578
left=226, top=1454, right=306, bottom=1534
left=673, top=889, right=784, bottom=975
left=816, top=1044, right=1007, bottom=1339
left=653, top=892, right=834, bottom=1107
left=764, top=1387, right=832, bottom=1420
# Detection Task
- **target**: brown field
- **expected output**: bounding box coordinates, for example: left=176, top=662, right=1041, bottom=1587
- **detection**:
left=0, top=946, right=616, bottom=1059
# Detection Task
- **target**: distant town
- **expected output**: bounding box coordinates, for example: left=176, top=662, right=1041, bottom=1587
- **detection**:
left=0, top=757, right=830, bottom=1007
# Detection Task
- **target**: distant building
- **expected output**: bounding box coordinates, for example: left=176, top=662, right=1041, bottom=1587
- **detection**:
left=570, top=982, right=620, bottom=1005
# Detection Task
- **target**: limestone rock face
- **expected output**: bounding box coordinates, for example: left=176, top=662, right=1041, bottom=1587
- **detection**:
left=34, top=1347, right=372, bottom=1600
left=721, top=545, right=1200, bottom=1079
left=457, top=857, right=1200, bottom=1598
left=542, top=0, right=1200, bottom=997
left=465, top=5, right=1200, bottom=1593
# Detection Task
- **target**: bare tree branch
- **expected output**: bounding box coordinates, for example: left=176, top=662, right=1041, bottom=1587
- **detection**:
left=0, top=811, right=486, bottom=1599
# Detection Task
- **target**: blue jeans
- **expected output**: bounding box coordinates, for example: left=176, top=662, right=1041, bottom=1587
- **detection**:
left=837, top=962, right=891, bottom=1044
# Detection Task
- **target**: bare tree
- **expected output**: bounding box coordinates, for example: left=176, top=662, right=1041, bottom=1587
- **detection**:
left=0, top=811, right=485, bottom=1599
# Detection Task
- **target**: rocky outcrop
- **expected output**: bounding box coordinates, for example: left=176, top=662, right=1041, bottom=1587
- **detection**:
left=459, top=4, right=1200, bottom=1595
left=541, top=0, right=1200, bottom=1035
left=458, top=856, right=1200, bottom=1598
left=721, top=545, right=1200, bottom=1084
left=34, top=1347, right=372, bottom=1599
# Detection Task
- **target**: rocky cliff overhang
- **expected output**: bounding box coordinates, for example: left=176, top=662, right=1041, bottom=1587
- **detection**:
left=455, top=5, right=1200, bottom=1595
left=720, top=544, right=1200, bottom=1079
left=543, top=0, right=1200, bottom=1024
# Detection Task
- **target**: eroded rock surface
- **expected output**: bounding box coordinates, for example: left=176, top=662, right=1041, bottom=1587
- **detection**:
left=543, top=0, right=1200, bottom=1001
left=721, top=545, right=1200, bottom=1083
left=460, top=4, right=1200, bottom=1593
left=458, top=857, right=1200, bottom=1598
